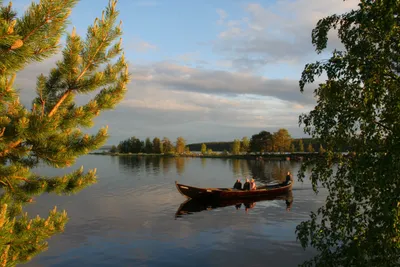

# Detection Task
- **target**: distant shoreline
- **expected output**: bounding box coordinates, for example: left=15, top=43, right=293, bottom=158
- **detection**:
left=88, top=152, right=321, bottom=161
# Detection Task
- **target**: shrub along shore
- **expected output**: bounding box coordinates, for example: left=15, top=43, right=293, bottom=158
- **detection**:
left=89, top=151, right=321, bottom=161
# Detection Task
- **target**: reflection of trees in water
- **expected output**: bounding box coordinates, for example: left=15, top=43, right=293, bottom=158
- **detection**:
left=175, top=157, right=185, bottom=175
left=118, top=156, right=161, bottom=176
left=230, top=159, right=240, bottom=177
left=118, top=156, right=185, bottom=176
left=245, top=160, right=294, bottom=184
left=151, top=157, right=161, bottom=175
left=201, top=158, right=207, bottom=169
left=230, top=159, right=250, bottom=178
left=219, top=158, right=229, bottom=167
left=239, top=160, right=250, bottom=178
left=271, top=161, right=291, bottom=182
left=110, top=155, right=117, bottom=165
left=246, top=160, right=268, bottom=182
left=117, top=157, right=297, bottom=183
left=144, top=156, right=152, bottom=173
left=118, top=156, right=141, bottom=170
left=161, top=157, right=172, bottom=175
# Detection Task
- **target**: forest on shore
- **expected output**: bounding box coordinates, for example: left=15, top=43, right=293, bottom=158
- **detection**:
left=106, top=128, right=330, bottom=156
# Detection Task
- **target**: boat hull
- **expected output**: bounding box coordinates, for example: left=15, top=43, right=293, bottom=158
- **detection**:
left=175, top=190, right=293, bottom=218
left=175, top=181, right=292, bottom=200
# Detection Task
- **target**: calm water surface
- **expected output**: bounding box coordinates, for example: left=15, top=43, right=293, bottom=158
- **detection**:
left=23, top=155, right=326, bottom=267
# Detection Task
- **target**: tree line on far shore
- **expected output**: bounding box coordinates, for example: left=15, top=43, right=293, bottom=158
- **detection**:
left=110, top=128, right=327, bottom=155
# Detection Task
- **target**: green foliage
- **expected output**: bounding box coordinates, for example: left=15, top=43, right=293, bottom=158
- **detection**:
left=249, top=130, right=273, bottom=153
left=240, top=136, right=250, bottom=153
left=110, top=145, right=117, bottom=153
left=175, top=136, right=186, bottom=154
left=272, top=128, right=292, bottom=153
left=298, top=139, right=304, bottom=152
left=161, top=137, right=174, bottom=154
left=184, top=146, right=190, bottom=154
left=0, top=0, right=78, bottom=73
left=144, top=137, right=152, bottom=153
left=0, top=204, right=68, bottom=265
left=296, top=1, right=400, bottom=266
left=186, top=141, right=231, bottom=152
left=0, top=0, right=129, bottom=265
left=200, top=143, right=207, bottom=155
left=307, top=143, right=314, bottom=153
left=118, top=136, right=143, bottom=153
left=318, top=144, right=325, bottom=154
left=231, top=139, right=241, bottom=155
left=290, top=143, right=295, bottom=153
left=152, top=137, right=161, bottom=154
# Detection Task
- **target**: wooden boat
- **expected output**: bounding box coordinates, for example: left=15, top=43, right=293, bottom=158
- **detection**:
left=175, top=190, right=293, bottom=218
left=175, top=180, right=293, bottom=200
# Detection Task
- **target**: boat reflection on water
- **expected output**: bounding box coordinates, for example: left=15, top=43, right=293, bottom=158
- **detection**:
left=175, top=190, right=293, bottom=218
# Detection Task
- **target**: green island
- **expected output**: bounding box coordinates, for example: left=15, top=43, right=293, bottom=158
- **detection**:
left=91, top=129, right=332, bottom=160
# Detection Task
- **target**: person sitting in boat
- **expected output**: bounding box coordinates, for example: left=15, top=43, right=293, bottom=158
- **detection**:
left=282, top=171, right=293, bottom=186
left=233, top=179, right=242, bottom=190
left=243, top=179, right=251, bottom=190
left=250, top=179, right=257, bottom=190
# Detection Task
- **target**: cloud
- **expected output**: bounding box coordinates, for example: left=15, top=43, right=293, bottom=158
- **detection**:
left=216, top=9, right=227, bottom=25
left=129, top=61, right=315, bottom=105
left=93, top=60, right=314, bottom=143
left=13, top=50, right=313, bottom=145
left=122, top=99, right=206, bottom=112
left=214, top=0, right=359, bottom=72
left=13, top=43, right=317, bottom=146
left=128, top=38, right=157, bottom=53
left=176, top=52, right=201, bottom=63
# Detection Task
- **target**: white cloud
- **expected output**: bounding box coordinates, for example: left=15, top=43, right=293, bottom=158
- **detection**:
left=176, top=52, right=201, bottom=62
left=216, top=9, right=227, bottom=25
left=129, top=62, right=316, bottom=105
left=214, top=0, right=359, bottom=72
left=13, top=49, right=315, bottom=145
left=14, top=0, right=349, bottom=144
left=122, top=99, right=206, bottom=112
left=128, top=38, right=157, bottom=53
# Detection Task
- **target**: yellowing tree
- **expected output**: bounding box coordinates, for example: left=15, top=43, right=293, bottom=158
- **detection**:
left=240, top=136, right=250, bottom=153
left=298, top=139, right=304, bottom=152
left=272, top=128, right=292, bottom=153
left=307, top=143, right=314, bottom=153
left=175, top=136, right=186, bottom=154
left=200, top=143, right=207, bottom=155
left=231, top=139, right=241, bottom=155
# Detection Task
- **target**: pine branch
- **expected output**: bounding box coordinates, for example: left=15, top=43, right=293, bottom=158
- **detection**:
left=47, top=90, right=71, bottom=117
left=47, top=4, right=116, bottom=117
left=0, top=140, right=21, bottom=158
left=12, top=176, right=31, bottom=183
left=0, top=1, right=128, bottom=265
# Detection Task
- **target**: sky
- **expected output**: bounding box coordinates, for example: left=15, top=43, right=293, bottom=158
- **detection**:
left=13, top=0, right=359, bottom=145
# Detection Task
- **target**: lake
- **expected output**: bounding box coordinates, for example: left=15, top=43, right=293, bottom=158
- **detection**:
left=22, top=155, right=326, bottom=267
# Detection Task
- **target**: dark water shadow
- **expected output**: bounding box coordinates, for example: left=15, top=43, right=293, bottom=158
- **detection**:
left=175, top=190, right=294, bottom=218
